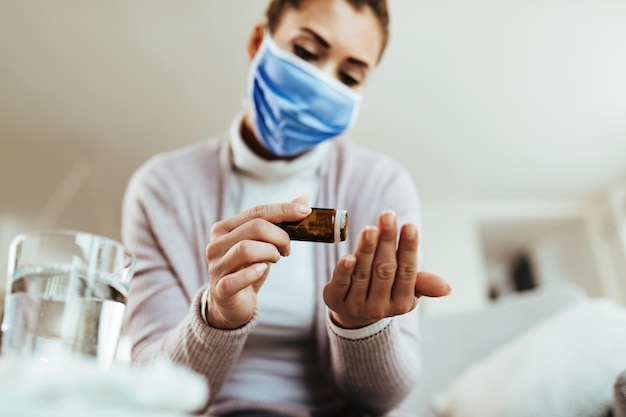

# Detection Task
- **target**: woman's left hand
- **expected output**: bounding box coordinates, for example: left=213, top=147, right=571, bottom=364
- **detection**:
left=324, top=211, right=451, bottom=329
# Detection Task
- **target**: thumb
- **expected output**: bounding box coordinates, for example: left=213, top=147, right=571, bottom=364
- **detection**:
left=415, top=272, right=452, bottom=298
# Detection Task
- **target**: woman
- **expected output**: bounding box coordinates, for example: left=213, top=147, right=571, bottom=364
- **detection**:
left=121, top=0, right=451, bottom=415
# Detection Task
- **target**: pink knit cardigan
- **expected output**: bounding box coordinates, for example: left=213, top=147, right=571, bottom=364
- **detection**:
left=121, top=133, right=423, bottom=416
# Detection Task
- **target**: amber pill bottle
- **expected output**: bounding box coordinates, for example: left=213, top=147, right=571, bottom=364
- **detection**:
left=277, top=208, right=348, bottom=243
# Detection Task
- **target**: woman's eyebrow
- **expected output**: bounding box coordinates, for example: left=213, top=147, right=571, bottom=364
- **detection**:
left=300, top=27, right=329, bottom=48
left=300, top=27, right=370, bottom=70
left=347, top=57, right=369, bottom=69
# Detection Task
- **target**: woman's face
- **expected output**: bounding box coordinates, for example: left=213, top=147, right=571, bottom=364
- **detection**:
left=270, top=0, right=385, bottom=91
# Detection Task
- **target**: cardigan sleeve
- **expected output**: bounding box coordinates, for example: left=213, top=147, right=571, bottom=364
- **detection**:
left=121, top=155, right=257, bottom=406
left=326, top=150, right=423, bottom=415
left=328, top=316, right=420, bottom=415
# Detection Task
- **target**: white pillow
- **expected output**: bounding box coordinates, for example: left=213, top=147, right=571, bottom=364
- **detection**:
left=431, top=298, right=626, bottom=417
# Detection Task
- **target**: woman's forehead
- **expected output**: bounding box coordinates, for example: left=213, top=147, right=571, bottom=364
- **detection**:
left=273, top=0, right=384, bottom=66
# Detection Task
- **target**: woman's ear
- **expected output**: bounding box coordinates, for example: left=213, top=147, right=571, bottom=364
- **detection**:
left=247, top=23, right=266, bottom=61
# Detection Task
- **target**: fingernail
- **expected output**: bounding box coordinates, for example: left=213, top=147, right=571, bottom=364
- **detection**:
left=344, top=255, right=356, bottom=268
left=296, top=204, right=312, bottom=215
left=256, top=263, right=268, bottom=275
left=405, top=224, right=417, bottom=239
left=382, top=210, right=396, bottom=227
left=364, top=226, right=378, bottom=243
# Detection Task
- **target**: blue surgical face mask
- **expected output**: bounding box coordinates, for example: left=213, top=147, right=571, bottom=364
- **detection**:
left=247, top=32, right=362, bottom=157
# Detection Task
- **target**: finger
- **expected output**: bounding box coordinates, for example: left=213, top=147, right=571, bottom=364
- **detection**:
left=368, top=211, right=399, bottom=300
left=415, top=271, right=452, bottom=298
left=209, top=217, right=293, bottom=263
left=324, top=255, right=356, bottom=306
left=391, top=223, right=419, bottom=305
left=232, top=218, right=294, bottom=257
left=211, top=201, right=312, bottom=236
left=209, top=239, right=282, bottom=280
left=213, top=263, right=269, bottom=300
left=347, top=226, right=379, bottom=301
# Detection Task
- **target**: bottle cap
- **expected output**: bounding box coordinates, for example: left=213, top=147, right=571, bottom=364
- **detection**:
left=335, top=209, right=348, bottom=242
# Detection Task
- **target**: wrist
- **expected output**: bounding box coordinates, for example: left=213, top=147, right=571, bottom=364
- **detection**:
left=329, top=311, right=378, bottom=330
left=328, top=312, right=392, bottom=340
left=203, top=290, right=251, bottom=330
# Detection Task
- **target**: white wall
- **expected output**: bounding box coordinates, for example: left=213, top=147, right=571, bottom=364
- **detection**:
left=585, top=187, right=626, bottom=304
left=419, top=201, right=489, bottom=317
left=420, top=189, right=626, bottom=319
left=528, top=222, right=602, bottom=296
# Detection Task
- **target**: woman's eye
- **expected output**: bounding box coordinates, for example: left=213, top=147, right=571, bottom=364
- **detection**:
left=293, top=44, right=318, bottom=62
left=339, top=72, right=360, bottom=87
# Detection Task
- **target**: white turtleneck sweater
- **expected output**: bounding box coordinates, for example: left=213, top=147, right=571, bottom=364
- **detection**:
left=217, top=116, right=391, bottom=408
left=217, top=116, right=334, bottom=407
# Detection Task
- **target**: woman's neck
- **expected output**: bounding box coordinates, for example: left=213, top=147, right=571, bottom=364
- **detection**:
left=240, top=113, right=307, bottom=162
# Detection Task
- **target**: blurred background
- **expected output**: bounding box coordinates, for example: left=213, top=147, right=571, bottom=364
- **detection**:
left=1, top=0, right=625, bottom=317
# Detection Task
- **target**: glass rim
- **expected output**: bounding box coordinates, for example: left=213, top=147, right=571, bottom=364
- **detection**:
left=10, top=229, right=136, bottom=270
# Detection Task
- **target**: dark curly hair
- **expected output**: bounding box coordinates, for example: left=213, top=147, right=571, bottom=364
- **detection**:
left=265, top=0, right=390, bottom=60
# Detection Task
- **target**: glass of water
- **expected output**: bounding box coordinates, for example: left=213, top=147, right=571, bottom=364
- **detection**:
left=1, top=230, right=135, bottom=368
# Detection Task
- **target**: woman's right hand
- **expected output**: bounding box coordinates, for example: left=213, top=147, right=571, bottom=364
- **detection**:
left=204, top=196, right=311, bottom=330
